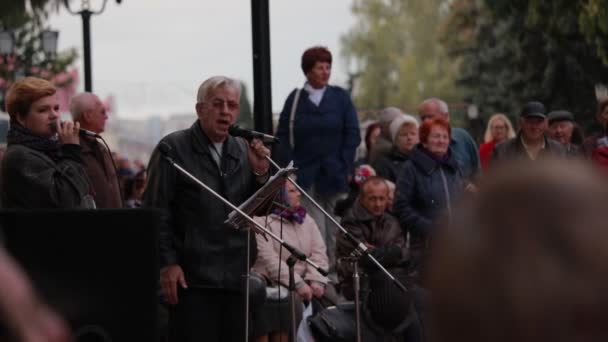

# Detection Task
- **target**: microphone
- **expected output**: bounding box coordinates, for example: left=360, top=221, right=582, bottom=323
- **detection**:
left=49, top=122, right=100, bottom=138
left=228, top=125, right=279, bottom=144
left=79, top=128, right=100, bottom=137
left=159, top=142, right=172, bottom=157
left=158, top=142, right=176, bottom=164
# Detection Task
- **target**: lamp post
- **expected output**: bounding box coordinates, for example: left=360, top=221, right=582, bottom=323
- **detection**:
left=63, top=0, right=122, bottom=92
left=467, top=103, right=484, bottom=144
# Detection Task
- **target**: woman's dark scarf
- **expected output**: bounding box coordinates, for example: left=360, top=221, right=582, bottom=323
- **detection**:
left=6, top=123, right=61, bottom=161
left=422, top=145, right=451, bottom=165
left=271, top=187, right=307, bottom=224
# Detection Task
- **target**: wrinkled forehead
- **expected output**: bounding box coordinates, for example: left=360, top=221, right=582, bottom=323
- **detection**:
left=205, top=85, right=239, bottom=102
left=362, top=181, right=389, bottom=197
left=420, top=102, right=445, bottom=118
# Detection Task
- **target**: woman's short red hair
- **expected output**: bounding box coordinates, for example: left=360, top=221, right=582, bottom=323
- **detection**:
left=419, top=117, right=451, bottom=144
left=301, top=46, right=332, bottom=74
left=5, top=77, right=56, bottom=124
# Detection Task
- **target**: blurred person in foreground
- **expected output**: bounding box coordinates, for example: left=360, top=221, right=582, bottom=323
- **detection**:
left=0, top=77, right=93, bottom=209
left=0, top=246, right=70, bottom=342
left=547, top=110, right=584, bottom=157
left=429, top=159, right=608, bottom=342
left=393, top=117, right=467, bottom=278
left=274, top=46, right=361, bottom=280
left=478, top=113, right=516, bottom=169
left=144, top=75, right=270, bottom=342
left=252, top=180, right=330, bottom=342
left=70, top=92, right=122, bottom=208
left=491, top=101, right=566, bottom=162
left=418, top=98, right=480, bottom=181
left=373, top=114, right=419, bottom=183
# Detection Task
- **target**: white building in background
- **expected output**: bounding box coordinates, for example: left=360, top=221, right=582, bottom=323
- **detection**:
left=162, top=113, right=196, bottom=137
left=102, top=112, right=197, bottom=165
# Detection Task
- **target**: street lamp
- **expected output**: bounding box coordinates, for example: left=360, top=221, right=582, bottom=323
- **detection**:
left=40, top=30, right=59, bottom=57
left=63, top=0, right=122, bottom=92
left=0, top=29, right=59, bottom=110
left=467, top=103, right=484, bottom=144
left=0, top=28, right=59, bottom=67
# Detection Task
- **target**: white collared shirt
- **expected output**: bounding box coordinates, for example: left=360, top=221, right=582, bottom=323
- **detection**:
left=303, top=83, right=326, bottom=107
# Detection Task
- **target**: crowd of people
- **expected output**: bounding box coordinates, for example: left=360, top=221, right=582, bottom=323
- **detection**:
left=0, top=44, right=608, bottom=342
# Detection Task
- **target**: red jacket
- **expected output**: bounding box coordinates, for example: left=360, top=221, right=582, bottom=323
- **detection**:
left=479, top=140, right=497, bottom=170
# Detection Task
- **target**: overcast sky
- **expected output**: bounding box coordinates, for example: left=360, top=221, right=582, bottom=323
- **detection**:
left=48, top=0, right=355, bottom=119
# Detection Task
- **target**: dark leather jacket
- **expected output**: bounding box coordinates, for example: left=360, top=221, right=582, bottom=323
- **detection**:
left=143, top=121, right=261, bottom=290
left=336, top=201, right=408, bottom=298
left=1, top=144, right=93, bottom=209
left=372, top=147, right=410, bottom=183
left=491, top=134, right=567, bottom=162
left=393, top=145, right=465, bottom=250
left=80, top=135, right=122, bottom=208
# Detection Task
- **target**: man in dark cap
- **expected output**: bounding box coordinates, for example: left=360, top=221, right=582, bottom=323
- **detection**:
left=547, top=110, right=583, bottom=157
left=491, top=101, right=566, bottom=162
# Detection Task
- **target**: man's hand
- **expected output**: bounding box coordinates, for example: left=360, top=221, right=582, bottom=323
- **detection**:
left=248, top=138, right=270, bottom=177
left=160, top=265, right=188, bottom=305
left=56, top=120, right=80, bottom=145
left=296, top=283, right=313, bottom=302
left=309, top=282, right=325, bottom=298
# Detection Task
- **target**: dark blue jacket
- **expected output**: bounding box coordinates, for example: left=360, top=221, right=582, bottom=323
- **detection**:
left=275, top=86, right=361, bottom=196
left=393, top=145, right=465, bottom=249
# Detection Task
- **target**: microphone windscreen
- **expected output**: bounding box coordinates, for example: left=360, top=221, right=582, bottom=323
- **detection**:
left=159, top=142, right=172, bottom=157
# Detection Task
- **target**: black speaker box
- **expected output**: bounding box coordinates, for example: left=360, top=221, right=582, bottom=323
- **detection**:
left=0, top=209, right=160, bottom=342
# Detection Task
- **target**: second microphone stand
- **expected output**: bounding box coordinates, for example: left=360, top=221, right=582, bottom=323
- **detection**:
left=265, top=155, right=409, bottom=342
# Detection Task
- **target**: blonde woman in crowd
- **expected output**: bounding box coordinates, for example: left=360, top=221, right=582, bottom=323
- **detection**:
left=478, top=113, right=516, bottom=170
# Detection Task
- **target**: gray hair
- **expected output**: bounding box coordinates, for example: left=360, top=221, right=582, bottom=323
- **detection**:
left=421, top=97, right=449, bottom=115
left=378, top=107, right=403, bottom=123
left=196, top=76, right=241, bottom=103
left=70, top=92, right=99, bottom=121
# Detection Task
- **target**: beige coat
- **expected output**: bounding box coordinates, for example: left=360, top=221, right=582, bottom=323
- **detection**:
left=253, top=214, right=329, bottom=287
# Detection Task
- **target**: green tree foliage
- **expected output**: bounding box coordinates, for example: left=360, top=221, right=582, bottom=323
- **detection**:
left=341, top=0, right=461, bottom=116
left=579, top=0, right=608, bottom=66
left=0, top=0, right=77, bottom=110
left=443, top=0, right=608, bottom=130
left=236, top=82, right=253, bottom=129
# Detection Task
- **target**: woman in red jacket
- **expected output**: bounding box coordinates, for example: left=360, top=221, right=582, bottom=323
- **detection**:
left=478, top=113, right=516, bottom=169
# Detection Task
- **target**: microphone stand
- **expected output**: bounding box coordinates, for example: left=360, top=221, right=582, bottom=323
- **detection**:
left=266, top=156, right=408, bottom=342
left=159, top=151, right=328, bottom=341
left=353, top=260, right=362, bottom=342
left=287, top=255, right=298, bottom=342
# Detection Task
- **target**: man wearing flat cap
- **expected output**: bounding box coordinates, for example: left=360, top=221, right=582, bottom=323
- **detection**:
left=491, top=101, right=567, bottom=162
left=547, top=110, right=584, bottom=157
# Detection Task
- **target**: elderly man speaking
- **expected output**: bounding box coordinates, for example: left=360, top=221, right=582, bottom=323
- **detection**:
left=144, top=76, right=270, bottom=342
